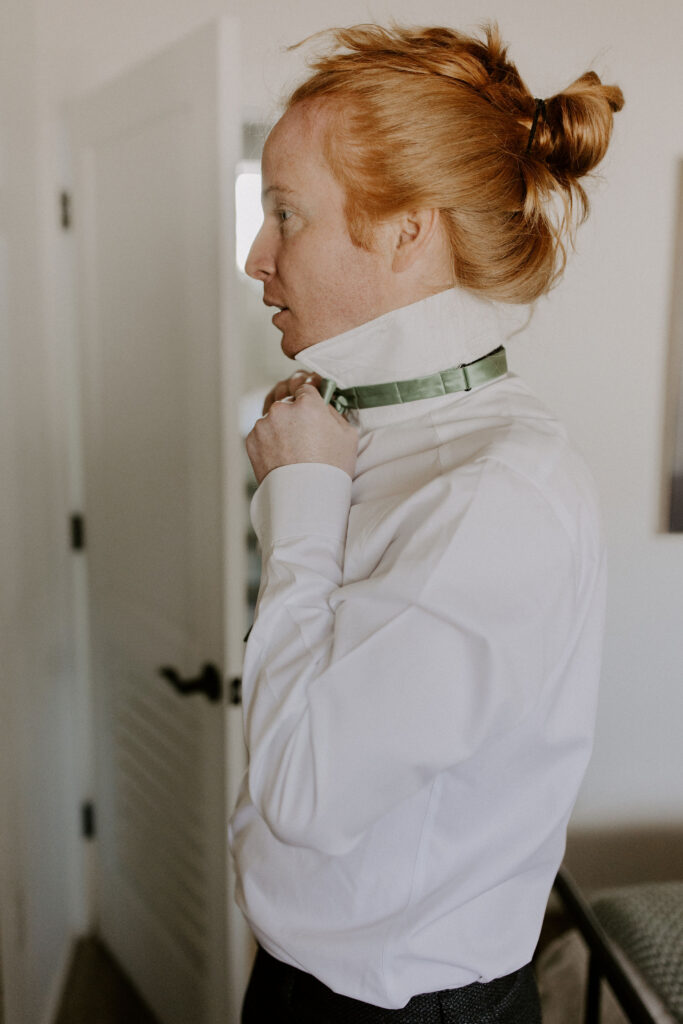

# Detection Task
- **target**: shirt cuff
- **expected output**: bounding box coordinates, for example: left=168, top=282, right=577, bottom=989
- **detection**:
left=250, top=463, right=352, bottom=551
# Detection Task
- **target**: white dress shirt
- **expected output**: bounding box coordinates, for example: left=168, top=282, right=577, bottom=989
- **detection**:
left=229, top=286, right=606, bottom=1010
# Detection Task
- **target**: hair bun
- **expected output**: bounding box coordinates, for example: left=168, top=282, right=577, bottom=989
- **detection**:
left=540, top=71, right=625, bottom=179
left=520, top=68, right=624, bottom=270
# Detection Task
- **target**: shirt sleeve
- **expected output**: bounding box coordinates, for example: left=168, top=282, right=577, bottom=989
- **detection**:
left=242, top=457, right=582, bottom=856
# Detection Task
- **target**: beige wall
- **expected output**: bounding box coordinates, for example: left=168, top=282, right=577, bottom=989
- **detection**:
left=3, top=1, right=682, bottom=1020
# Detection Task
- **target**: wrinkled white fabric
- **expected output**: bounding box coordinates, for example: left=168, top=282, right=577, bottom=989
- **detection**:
left=229, top=287, right=606, bottom=1010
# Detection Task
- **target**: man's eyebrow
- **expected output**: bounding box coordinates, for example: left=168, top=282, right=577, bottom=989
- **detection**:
left=262, top=184, right=297, bottom=199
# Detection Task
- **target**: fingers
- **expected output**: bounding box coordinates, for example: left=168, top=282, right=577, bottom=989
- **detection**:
left=292, top=381, right=319, bottom=399
left=247, top=372, right=359, bottom=483
left=289, top=372, right=322, bottom=399
left=299, top=372, right=322, bottom=390
left=291, top=381, right=354, bottom=429
left=262, top=378, right=294, bottom=413
left=267, top=382, right=318, bottom=411
left=262, top=371, right=323, bottom=414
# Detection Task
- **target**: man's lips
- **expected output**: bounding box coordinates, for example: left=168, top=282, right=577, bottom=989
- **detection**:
left=265, top=299, right=289, bottom=326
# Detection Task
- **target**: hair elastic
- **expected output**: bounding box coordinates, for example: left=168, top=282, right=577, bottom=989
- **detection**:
left=526, top=98, right=547, bottom=153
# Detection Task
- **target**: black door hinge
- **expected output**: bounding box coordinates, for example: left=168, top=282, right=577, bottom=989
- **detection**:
left=70, top=514, right=85, bottom=550
left=60, top=191, right=72, bottom=230
left=81, top=801, right=96, bottom=839
left=229, top=677, right=242, bottom=706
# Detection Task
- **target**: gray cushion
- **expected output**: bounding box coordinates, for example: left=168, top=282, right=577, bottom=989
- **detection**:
left=590, top=881, right=683, bottom=1023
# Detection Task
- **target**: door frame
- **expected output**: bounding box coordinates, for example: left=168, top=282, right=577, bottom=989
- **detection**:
left=59, top=16, right=252, bottom=1022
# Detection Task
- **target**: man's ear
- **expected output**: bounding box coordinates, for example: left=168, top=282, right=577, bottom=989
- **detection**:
left=391, top=208, right=442, bottom=273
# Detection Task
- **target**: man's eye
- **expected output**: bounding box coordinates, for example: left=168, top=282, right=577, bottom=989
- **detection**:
left=277, top=209, right=293, bottom=224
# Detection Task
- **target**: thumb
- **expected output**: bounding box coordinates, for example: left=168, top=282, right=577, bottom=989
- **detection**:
left=293, top=381, right=323, bottom=400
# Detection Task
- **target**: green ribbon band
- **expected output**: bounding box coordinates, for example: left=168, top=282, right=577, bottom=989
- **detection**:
left=320, top=346, right=507, bottom=415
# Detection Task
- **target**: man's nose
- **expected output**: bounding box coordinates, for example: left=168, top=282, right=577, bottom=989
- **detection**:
left=245, top=225, right=275, bottom=281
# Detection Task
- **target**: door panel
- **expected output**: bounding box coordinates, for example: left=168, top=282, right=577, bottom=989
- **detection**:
left=68, top=20, right=250, bottom=1024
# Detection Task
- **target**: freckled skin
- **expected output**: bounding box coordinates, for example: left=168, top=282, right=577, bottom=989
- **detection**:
left=245, top=100, right=401, bottom=359
left=244, top=98, right=451, bottom=483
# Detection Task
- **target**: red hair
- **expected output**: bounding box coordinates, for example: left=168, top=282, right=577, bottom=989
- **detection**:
left=286, top=23, right=624, bottom=303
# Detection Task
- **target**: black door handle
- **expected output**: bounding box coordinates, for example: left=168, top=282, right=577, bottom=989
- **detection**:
left=158, top=662, right=222, bottom=702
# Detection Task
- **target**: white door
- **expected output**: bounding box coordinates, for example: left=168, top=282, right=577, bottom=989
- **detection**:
left=68, top=20, right=252, bottom=1024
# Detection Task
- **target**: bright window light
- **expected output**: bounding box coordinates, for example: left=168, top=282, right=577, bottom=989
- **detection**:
left=235, top=161, right=262, bottom=275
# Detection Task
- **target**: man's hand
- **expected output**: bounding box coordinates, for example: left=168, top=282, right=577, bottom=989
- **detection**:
left=261, top=369, right=322, bottom=414
left=247, top=377, right=358, bottom=485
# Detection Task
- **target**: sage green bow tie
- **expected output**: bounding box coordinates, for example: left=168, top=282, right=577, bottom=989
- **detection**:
left=319, top=346, right=507, bottom=415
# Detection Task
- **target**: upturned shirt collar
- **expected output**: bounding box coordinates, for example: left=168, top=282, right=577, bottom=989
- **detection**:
left=293, top=286, right=529, bottom=393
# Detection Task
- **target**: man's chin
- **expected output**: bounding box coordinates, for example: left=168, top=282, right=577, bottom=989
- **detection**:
left=280, top=331, right=308, bottom=360
left=280, top=335, right=298, bottom=360
left=279, top=327, right=328, bottom=360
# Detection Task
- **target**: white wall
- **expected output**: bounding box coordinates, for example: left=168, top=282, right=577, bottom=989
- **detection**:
left=39, top=0, right=683, bottom=827
left=3, top=0, right=682, bottom=1018
left=1, top=2, right=75, bottom=1023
